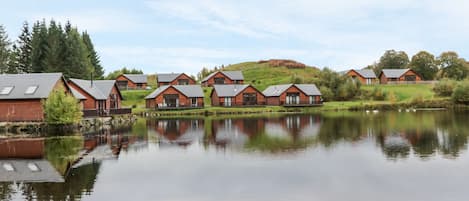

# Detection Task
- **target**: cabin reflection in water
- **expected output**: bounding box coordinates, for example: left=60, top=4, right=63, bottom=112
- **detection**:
left=147, top=119, right=204, bottom=147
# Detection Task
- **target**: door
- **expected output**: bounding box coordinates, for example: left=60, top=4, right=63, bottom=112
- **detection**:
left=286, top=93, right=300, bottom=105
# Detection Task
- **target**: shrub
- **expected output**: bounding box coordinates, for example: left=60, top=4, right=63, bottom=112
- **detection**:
left=433, top=78, right=456, bottom=97
left=452, top=80, right=469, bottom=104
left=371, top=86, right=387, bottom=101
left=388, top=91, right=397, bottom=103
left=410, top=93, right=425, bottom=105
left=43, top=87, right=83, bottom=124
left=319, top=86, right=334, bottom=102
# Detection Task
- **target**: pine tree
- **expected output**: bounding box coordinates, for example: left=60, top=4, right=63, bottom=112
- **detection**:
left=44, top=20, right=66, bottom=73
left=82, top=31, right=104, bottom=79
left=16, top=21, right=33, bottom=73
left=62, top=27, right=92, bottom=79
left=0, top=25, right=11, bottom=73
left=31, top=20, right=49, bottom=73
left=6, top=44, right=19, bottom=73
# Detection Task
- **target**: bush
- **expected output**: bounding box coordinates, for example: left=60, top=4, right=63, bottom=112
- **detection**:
left=387, top=91, right=397, bottom=103
left=410, top=93, right=425, bottom=105
left=371, top=86, right=387, bottom=101
left=452, top=81, right=469, bottom=104
left=319, top=86, right=334, bottom=102
left=433, top=78, right=456, bottom=97
left=43, top=88, right=83, bottom=124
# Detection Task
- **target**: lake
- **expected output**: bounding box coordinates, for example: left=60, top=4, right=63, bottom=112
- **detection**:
left=1, top=111, right=469, bottom=201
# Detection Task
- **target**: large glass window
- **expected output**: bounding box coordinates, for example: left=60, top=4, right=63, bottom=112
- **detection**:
left=214, top=77, right=225, bottom=84
left=243, top=93, right=257, bottom=105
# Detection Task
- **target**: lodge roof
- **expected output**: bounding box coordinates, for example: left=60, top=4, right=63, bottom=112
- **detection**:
left=157, top=73, right=186, bottom=83
left=69, top=79, right=119, bottom=100
left=350, top=69, right=377, bottom=78
left=380, top=69, right=411, bottom=78
left=263, top=84, right=321, bottom=97
left=0, top=159, right=64, bottom=183
left=212, top=84, right=251, bottom=97
left=121, top=74, right=147, bottom=83
left=145, top=85, right=204, bottom=99
left=0, top=73, right=65, bottom=100
left=201, top=71, right=244, bottom=82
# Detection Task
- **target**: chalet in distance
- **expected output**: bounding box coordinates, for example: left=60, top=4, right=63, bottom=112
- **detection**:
left=0, top=73, right=74, bottom=122
left=157, top=73, right=196, bottom=87
left=379, top=69, right=422, bottom=84
left=116, top=74, right=148, bottom=90
left=145, top=85, right=204, bottom=109
left=68, top=78, right=128, bottom=117
left=263, top=84, right=322, bottom=106
left=201, top=71, right=244, bottom=87
left=211, top=84, right=265, bottom=106
left=344, top=69, right=377, bottom=85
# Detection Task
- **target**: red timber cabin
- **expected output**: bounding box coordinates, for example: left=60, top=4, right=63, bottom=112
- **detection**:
left=145, top=85, right=204, bottom=109
left=201, top=71, right=244, bottom=87
left=68, top=78, right=129, bottom=117
left=210, top=84, right=265, bottom=106
left=0, top=73, right=79, bottom=122
left=115, top=74, right=148, bottom=90
left=157, top=73, right=196, bottom=87
left=379, top=69, right=422, bottom=84
left=262, top=84, right=322, bottom=106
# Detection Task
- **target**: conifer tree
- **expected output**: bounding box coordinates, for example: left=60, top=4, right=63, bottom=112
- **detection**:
left=16, top=21, right=33, bottom=73
left=31, top=20, right=49, bottom=73
left=82, top=31, right=104, bottom=79
left=44, top=20, right=66, bottom=73
left=0, top=25, right=11, bottom=73
left=62, top=27, right=92, bottom=79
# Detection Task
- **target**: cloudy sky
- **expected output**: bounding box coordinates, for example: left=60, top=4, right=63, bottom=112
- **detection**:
left=1, top=0, right=469, bottom=75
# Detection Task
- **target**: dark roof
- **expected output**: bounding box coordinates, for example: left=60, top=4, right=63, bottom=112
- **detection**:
left=122, top=74, right=147, bottom=83
left=380, top=69, right=411, bottom=78
left=0, top=73, right=64, bottom=100
left=70, top=87, right=87, bottom=100
left=201, top=71, right=244, bottom=82
left=0, top=159, right=64, bottom=183
left=157, top=73, right=182, bottom=82
left=212, top=84, right=250, bottom=97
left=145, top=85, right=204, bottom=99
left=263, top=84, right=321, bottom=97
left=69, top=79, right=119, bottom=100
left=350, top=69, right=377, bottom=78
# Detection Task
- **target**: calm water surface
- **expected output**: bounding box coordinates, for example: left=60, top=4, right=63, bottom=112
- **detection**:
left=1, top=111, right=469, bottom=201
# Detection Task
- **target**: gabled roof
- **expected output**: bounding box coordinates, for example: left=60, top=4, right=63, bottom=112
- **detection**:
left=349, top=69, right=377, bottom=78
left=69, top=79, right=121, bottom=100
left=121, top=74, right=147, bottom=83
left=0, top=73, right=65, bottom=100
left=145, top=85, right=204, bottom=99
left=263, top=84, right=321, bottom=97
left=380, top=69, right=411, bottom=78
left=157, top=73, right=186, bottom=83
left=201, top=71, right=244, bottom=82
left=70, top=87, right=87, bottom=100
left=212, top=84, right=250, bottom=97
left=0, top=159, right=64, bottom=183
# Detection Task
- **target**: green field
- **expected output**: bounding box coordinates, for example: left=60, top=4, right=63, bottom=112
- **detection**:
left=361, top=84, right=435, bottom=102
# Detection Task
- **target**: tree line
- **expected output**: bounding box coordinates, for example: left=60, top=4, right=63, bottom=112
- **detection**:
left=369, top=49, right=469, bottom=81
left=0, top=20, right=104, bottom=79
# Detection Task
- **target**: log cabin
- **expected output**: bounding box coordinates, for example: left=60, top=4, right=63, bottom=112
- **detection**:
left=0, top=73, right=75, bottom=122
left=157, top=73, right=196, bottom=87
left=115, top=74, right=148, bottom=90
left=201, top=71, right=244, bottom=87
left=145, top=85, right=204, bottom=109
left=263, top=84, right=322, bottom=106
left=211, top=84, right=265, bottom=106
left=379, top=69, right=422, bottom=84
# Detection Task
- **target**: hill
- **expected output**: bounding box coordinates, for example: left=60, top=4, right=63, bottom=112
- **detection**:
left=223, top=60, right=321, bottom=91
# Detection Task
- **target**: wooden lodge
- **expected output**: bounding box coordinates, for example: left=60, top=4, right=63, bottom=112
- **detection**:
left=379, top=69, right=422, bottom=84
left=145, top=85, right=204, bottom=109
left=344, top=69, right=377, bottom=85
left=116, top=74, right=148, bottom=90
left=0, top=73, right=77, bottom=122
left=157, top=73, right=196, bottom=87
left=68, top=79, right=129, bottom=117
left=201, top=71, right=244, bottom=87
left=263, top=84, right=322, bottom=106
left=211, top=84, right=265, bottom=106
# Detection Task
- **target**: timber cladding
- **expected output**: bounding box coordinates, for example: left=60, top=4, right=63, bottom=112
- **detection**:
left=0, top=99, right=45, bottom=122
left=146, top=86, right=204, bottom=108
left=211, top=85, right=265, bottom=106
left=202, top=72, right=243, bottom=87
left=157, top=73, right=196, bottom=87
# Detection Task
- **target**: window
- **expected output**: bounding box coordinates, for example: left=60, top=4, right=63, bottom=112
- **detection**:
left=286, top=93, right=300, bottom=105
left=3, top=163, right=14, bottom=171
left=214, top=77, right=225, bottom=84
left=27, top=162, right=40, bottom=172
left=191, top=98, right=197, bottom=106
left=224, top=97, right=232, bottom=106
left=178, top=79, right=189, bottom=85
left=243, top=93, right=257, bottom=105
left=0, top=86, right=14, bottom=95
left=137, top=83, right=143, bottom=88
left=25, top=85, right=38, bottom=95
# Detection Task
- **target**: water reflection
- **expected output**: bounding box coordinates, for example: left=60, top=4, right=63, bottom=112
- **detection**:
left=1, top=111, right=469, bottom=200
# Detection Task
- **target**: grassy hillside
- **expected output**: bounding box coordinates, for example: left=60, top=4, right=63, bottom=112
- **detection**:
left=224, top=61, right=320, bottom=91
left=362, top=84, right=435, bottom=102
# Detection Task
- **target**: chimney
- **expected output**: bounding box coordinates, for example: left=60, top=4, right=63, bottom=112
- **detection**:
left=90, top=72, right=93, bottom=87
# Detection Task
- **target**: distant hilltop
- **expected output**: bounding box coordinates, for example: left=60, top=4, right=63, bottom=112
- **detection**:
left=257, top=59, right=308, bottom=69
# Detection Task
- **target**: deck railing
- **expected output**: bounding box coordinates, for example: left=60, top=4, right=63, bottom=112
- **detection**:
left=83, top=108, right=132, bottom=117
